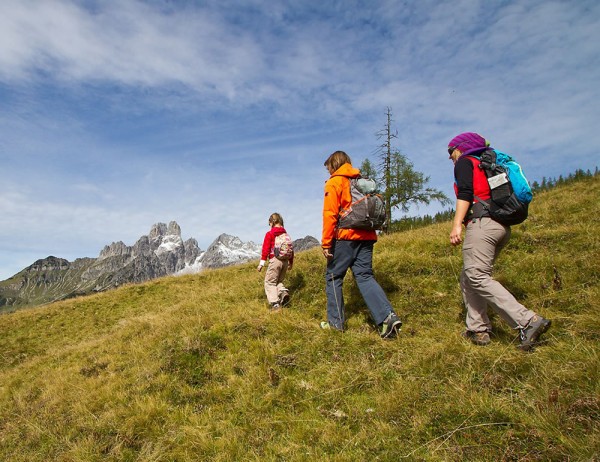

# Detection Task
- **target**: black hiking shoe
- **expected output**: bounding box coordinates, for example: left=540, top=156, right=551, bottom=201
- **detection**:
left=279, top=291, right=290, bottom=307
left=380, top=312, right=402, bottom=339
left=462, top=330, right=491, bottom=346
left=518, top=315, right=551, bottom=351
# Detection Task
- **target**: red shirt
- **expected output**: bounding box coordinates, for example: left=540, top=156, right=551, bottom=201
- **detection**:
left=453, top=155, right=491, bottom=203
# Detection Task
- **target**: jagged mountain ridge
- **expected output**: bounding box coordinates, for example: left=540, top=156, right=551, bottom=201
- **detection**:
left=0, top=222, right=319, bottom=310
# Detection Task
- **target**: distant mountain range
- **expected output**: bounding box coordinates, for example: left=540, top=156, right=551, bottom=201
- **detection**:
left=0, top=221, right=319, bottom=310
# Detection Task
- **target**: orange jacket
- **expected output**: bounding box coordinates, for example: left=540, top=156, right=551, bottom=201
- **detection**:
left=321, top=163, right=378, bottom=249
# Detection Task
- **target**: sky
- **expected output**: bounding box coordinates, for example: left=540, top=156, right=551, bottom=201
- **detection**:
left=1, top=0, right=599, bottom=281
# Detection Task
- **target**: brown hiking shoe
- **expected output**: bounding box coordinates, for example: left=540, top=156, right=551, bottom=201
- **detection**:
left=462, top=330, right=491, bottom=346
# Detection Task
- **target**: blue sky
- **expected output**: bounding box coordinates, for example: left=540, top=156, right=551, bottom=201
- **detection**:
left=1, top=0, right=599, bottom=281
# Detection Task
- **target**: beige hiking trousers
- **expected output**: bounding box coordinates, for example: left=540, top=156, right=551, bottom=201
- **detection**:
left=264, top=257, right=289, bottom=304
left=461, top=217, right=535, bottom=332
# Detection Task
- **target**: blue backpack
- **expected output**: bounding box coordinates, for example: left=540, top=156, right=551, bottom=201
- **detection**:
left=473, top=149, right=532, bottom=226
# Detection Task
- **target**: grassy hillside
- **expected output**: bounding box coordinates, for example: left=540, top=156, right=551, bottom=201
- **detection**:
left=0, top=177, right=598, bottom=461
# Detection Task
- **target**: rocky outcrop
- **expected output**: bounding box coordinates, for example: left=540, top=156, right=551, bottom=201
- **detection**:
left=184, top=238, right=201, bottom=266
left=99, top=241, right=130, bottom=260
left=27, top=256, right=71, bottom=272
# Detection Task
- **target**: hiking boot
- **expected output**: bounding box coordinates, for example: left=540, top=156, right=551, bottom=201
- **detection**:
left=462, top=330, right=491, bottom=346
left=279, top=291, right=290, bottom=307
left=320, top=321, right=343, bottom=331
left=270, top=303, right=282, bottom=312
left=380, top=312, right=402, bottom=339
left=518, top=315, right=551, bottom=351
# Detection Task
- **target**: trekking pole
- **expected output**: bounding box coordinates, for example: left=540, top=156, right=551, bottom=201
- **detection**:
left=330, top=272, right=344, bottom=331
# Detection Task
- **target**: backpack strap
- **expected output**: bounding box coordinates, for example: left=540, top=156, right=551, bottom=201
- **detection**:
left=473, top=195, right=490, bottom=210
left=466, top=195, right=490, bottom=223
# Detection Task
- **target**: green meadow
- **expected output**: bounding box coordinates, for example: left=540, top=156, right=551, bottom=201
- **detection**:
left=0, top=177, right=598, bottom=461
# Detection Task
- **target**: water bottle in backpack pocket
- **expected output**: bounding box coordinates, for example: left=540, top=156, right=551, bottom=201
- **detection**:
left=475, top=149, right=532, bottom=226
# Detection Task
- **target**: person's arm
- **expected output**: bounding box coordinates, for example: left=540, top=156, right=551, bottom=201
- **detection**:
left=450, top=199, right=470, bottom=246
left=321, top=179, right=339, bottom=259
left=257, top=232, right=272, bottom=271
left=450, top=158, right=474, bottom=246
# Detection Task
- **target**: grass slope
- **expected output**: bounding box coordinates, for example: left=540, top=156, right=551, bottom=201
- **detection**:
left=0, top=178, right=598, bottom=461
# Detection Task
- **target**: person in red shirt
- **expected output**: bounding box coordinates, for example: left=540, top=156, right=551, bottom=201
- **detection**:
left=448, top=132, right=550, bottom=350
left=257, top=213, right=293, bottom=311
left=321, top=150, right=401, bottom=338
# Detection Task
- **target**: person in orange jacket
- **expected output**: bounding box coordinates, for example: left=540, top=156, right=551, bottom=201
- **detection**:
left=321, top=150, right=402, bottom=338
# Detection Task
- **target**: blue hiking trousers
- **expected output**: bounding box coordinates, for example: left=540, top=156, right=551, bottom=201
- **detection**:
left=325, top=240, right=393, bottom=330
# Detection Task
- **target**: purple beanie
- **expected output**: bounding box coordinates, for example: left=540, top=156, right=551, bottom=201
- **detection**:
left=448, top=132, right=490, bottom=156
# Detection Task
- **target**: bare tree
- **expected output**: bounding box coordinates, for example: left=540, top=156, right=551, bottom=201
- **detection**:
left=375, top=107, right=397, bottom=227
left=372, top=107, right=450, bottom=232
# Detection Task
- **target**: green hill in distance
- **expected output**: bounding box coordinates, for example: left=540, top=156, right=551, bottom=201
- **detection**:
left=1, top=177, right=598, bottom=461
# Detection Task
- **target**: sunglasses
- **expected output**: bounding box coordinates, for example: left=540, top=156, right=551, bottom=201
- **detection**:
left=448, top=141, right=467, bottom=156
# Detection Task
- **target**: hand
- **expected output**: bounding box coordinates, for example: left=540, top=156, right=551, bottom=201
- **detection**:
left=257, top=264, right=263, bottom=272
left=449, top=224, right=463, bottom=246
left=322, top=248, right=333, bottom=260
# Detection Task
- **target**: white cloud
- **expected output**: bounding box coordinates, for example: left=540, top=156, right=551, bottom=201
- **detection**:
left=0, top=0, right=599, bottom=281
left=0, top=0, right=266, bottom=98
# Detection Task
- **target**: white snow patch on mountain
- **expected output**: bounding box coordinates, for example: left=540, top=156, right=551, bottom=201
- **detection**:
left=176, top=253, right=205, bottom=275
left=155, top=233, right=183, bottom=256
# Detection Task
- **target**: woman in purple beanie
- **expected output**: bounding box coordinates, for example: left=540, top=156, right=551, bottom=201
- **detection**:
left=448, top=132, right=551, bottom=351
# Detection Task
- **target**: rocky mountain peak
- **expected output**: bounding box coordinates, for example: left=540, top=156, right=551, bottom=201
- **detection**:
left=292, top=235, right=320, bottom=252
left=213, top=233, right=244, bottom=248
left=167, top=221, right=181, bottom=236
left=148, top=222, right=168, bottom=242
left=98, top=241, right=130, bottom=260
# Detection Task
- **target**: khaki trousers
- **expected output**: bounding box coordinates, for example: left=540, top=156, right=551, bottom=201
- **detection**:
left=461, top=217, right=535, bottom=332
left=264, top=258, right=289, bottom=304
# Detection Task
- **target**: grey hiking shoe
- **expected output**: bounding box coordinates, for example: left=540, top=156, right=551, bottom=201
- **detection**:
left=462, top=330, right=491, bottom=346
left=518, top=315, right=551, bottom=351
left=270, top=302, right=282, bottom=312
left=320, top=321, right=344, bottom=332
left=380, top=312, right=402, bottom=339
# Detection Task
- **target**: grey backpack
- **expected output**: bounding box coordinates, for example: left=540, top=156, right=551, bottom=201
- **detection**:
left=338, top=177, right=387, bottom=230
